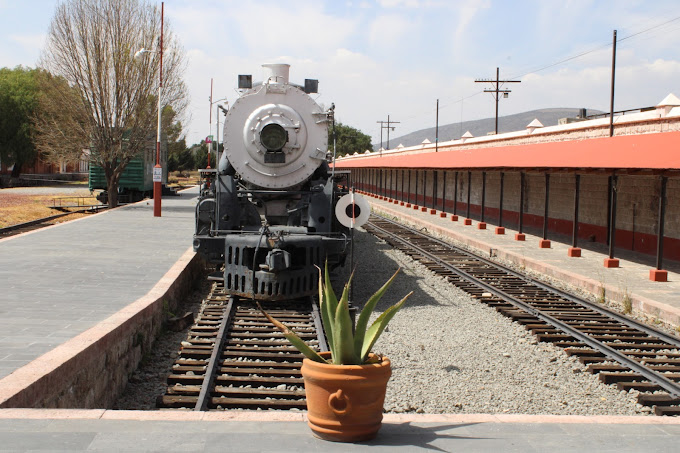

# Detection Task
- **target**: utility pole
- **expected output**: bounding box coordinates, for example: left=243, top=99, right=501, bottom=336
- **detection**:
left=475, top=67, right=520, bottom=134
left=376, top=115, right=400, bottom=155
left=208, top=78, right=213, bottom=168
left=609, top=30, right=617, bottom=137
left=435, top=99, right=439, bottom=152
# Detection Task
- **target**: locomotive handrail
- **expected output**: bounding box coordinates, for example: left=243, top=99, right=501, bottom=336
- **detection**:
left=207, top=229, right=351, bottom=237
left=236, top=188, right=324, bottom=195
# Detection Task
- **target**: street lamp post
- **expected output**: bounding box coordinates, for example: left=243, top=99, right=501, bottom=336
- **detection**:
left=208, top=90, right=227, bottom=168
left=135, top=2, right=164, bottom=217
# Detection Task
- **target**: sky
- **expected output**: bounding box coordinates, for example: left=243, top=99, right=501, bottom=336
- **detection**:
left=2, top=0, right=680, bottom=148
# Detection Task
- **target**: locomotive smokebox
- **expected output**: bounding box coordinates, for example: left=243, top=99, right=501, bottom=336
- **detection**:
left=262, top=63, right=290, bottom=84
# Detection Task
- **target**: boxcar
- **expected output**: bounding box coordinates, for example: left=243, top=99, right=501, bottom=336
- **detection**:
left=89, top=136, right=167, bottom=203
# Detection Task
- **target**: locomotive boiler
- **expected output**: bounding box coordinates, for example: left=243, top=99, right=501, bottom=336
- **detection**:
left=193, top=64, right=350, bottom=301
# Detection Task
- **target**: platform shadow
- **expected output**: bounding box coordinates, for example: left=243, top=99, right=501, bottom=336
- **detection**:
left=361, top=422, right=484, bottom=451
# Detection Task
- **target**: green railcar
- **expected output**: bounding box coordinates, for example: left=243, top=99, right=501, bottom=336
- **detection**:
left=89, top=137, right=167, bottom=203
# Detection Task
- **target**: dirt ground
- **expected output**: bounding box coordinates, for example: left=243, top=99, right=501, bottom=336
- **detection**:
left=0, top=184, right=100, bottom=228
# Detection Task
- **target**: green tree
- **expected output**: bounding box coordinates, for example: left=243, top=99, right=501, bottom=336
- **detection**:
left=0, top=66, right=39, bottom=177
left=193, top=141, right=216, bottom=170
left=163, top=104, right=189, bottom=172
left=328, top=122, right=372, bottom=158
left=35, top=0, right=188, bottom=208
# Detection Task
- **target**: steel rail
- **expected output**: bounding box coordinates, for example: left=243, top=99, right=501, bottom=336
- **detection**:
left=371, top=213, right=680, bottom=349
left=311, top=297, right=329, bottom=352
left=195, top=297, right=234, bottom=411
left=367, top=216, right=680, bottom=398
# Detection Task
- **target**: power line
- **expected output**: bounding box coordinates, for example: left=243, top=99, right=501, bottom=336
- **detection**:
left=374, top=13, right=680, bottom=142
left=619, top=15, right=680, bottom=42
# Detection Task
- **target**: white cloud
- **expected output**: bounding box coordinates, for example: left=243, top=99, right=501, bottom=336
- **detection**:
left=167, top=0, right=680, bottom=146
left=10, top=33, right=45, bottom=53
left=377, top=0, right=421, bottom=8
left=367, top=13, right=415, bottom=53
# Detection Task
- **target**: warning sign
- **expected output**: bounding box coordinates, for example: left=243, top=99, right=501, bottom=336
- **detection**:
left=153, top=167, right=163, bottom=182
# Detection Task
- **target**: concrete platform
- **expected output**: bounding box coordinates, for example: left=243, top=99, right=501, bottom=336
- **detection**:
left=0, top=410, right=679, bottom=452
left=365, top=194, right=680, bottom=329
left=0, top=188, right=200, bottom=407
left=1, top=186, right=679, bottom=450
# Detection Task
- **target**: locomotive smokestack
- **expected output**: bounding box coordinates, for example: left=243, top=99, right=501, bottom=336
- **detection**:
left=262, top=63, right=290, bottom=85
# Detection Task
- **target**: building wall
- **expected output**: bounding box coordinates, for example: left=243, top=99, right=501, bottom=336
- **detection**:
left=353, top=167, right=679, bottom=261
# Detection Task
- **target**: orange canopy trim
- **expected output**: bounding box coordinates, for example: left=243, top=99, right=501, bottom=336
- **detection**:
left=333, top=131, right=680, bottom=170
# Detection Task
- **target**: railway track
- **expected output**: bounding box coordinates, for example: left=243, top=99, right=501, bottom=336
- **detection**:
left=0, top=208, right=104, bottom=238
left=159, top=283, right=326, bottom=410
left=365, top=213, right=680, bottom=416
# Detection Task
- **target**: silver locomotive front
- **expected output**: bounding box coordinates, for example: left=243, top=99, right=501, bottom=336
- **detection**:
left=194, top=64, right=349, bottom=301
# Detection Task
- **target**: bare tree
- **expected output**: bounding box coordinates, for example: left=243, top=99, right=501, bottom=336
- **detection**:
left=36, top=0, right=187, bottom=207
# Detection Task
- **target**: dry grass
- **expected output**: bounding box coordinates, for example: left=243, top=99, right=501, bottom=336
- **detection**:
left=0, top=189, right=99, bottom=228
left=168, top=171, right=199, bottom=188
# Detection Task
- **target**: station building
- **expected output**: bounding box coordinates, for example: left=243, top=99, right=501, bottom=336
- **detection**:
left=334, top=94, right=680, bottom=279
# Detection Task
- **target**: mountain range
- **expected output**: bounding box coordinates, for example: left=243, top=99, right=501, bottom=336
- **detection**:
left=373, top=108, right=603, bottom=150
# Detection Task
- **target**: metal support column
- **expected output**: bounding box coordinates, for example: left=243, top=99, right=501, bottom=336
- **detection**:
left=516, top=172, right=526, bottom=241
left=479, top=171, right=487, bottom=228
left=401, top=170, right=405, bottom=202
left=408, top=170, right=412, bottom=204
left=568, top=174, right=581, bottom=257
left=465, top=171, right=472, bottom=224
left=605, top=175, right=619, bottom=267
left=453, top=172, right=459, bottom=217
left=606, top=175, right=613, bottom=245
left=414, top=170, right=419, bottom=206
left=442, top=171, right=447, bottom=212
left=651, top=176, right=668, bottom=281
left=423, top=171, right=427, bottom=207
left=432, top=170, right=438, bottom=210
left=539, top=173, right=550, bottom=247
left=496, top=172, right=505, bottom=234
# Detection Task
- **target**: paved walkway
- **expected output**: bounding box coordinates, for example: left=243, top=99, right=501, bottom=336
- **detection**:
left=0, top=411, right=678, bottom=452
left=1, top=187, right=679, bottom=450
left=0, top=188, right=198, bottom=379
left=366, top=195, right=680, bottom=328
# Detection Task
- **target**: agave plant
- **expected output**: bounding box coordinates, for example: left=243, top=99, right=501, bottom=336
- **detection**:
left=258, top=264, right=412, bottom=365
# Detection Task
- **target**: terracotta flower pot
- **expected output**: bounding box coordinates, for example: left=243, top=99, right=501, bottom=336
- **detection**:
left=301, top=352, right=391, bottom=442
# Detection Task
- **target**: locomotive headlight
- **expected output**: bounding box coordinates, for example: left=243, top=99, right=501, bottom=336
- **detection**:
left=260, top=123, right=288, bottom=151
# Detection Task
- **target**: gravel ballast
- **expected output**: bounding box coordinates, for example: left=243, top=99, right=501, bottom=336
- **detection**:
left=116, top=228, right=648, bottom=416
left=341, top=229, right=648, bottom=416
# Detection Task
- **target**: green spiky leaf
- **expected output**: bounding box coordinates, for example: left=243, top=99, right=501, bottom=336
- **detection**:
left=354, top=268, right=401, bottom=357
left=321, top=262, right=339, bottom=359
left=333, top=281, right=360, bottom=364
left=360, top=292, right=412, bottom=361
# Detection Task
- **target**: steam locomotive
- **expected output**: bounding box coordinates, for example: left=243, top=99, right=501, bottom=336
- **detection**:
left=193, top=64, right=351, bottom=301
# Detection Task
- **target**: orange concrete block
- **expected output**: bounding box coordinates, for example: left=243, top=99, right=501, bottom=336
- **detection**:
left=430, top=209, right=437, bottom=215
left=539, top=239, right=551, bottom=248
left=394, top=200, right=399, bottom=204
left=405, top=203, right=411, bottom=207
left=413, top=205, right=420, bottom=210
left=515, top=233, right=525, bottom=241
left=421, top=207, right=428, bottom=212
left=650, top=269, right=668, bottom=282
left=450, top=215, right=458, bottom=221
left=464, top=218, right=472, bottom=225
left=477, top=222, right=486, bottom=230
left=495, top=227, right=505, bottom=235
left=440, top=212, right=447, bottom=218
left=400, top=201, right=405, bottom=206
left=567, top=247, right=581, bottom=257
left=604, top=258, right=619, bottom=268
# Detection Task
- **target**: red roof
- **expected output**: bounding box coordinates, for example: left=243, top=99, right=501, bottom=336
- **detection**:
left=334, top=131, right=680, bottom=171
